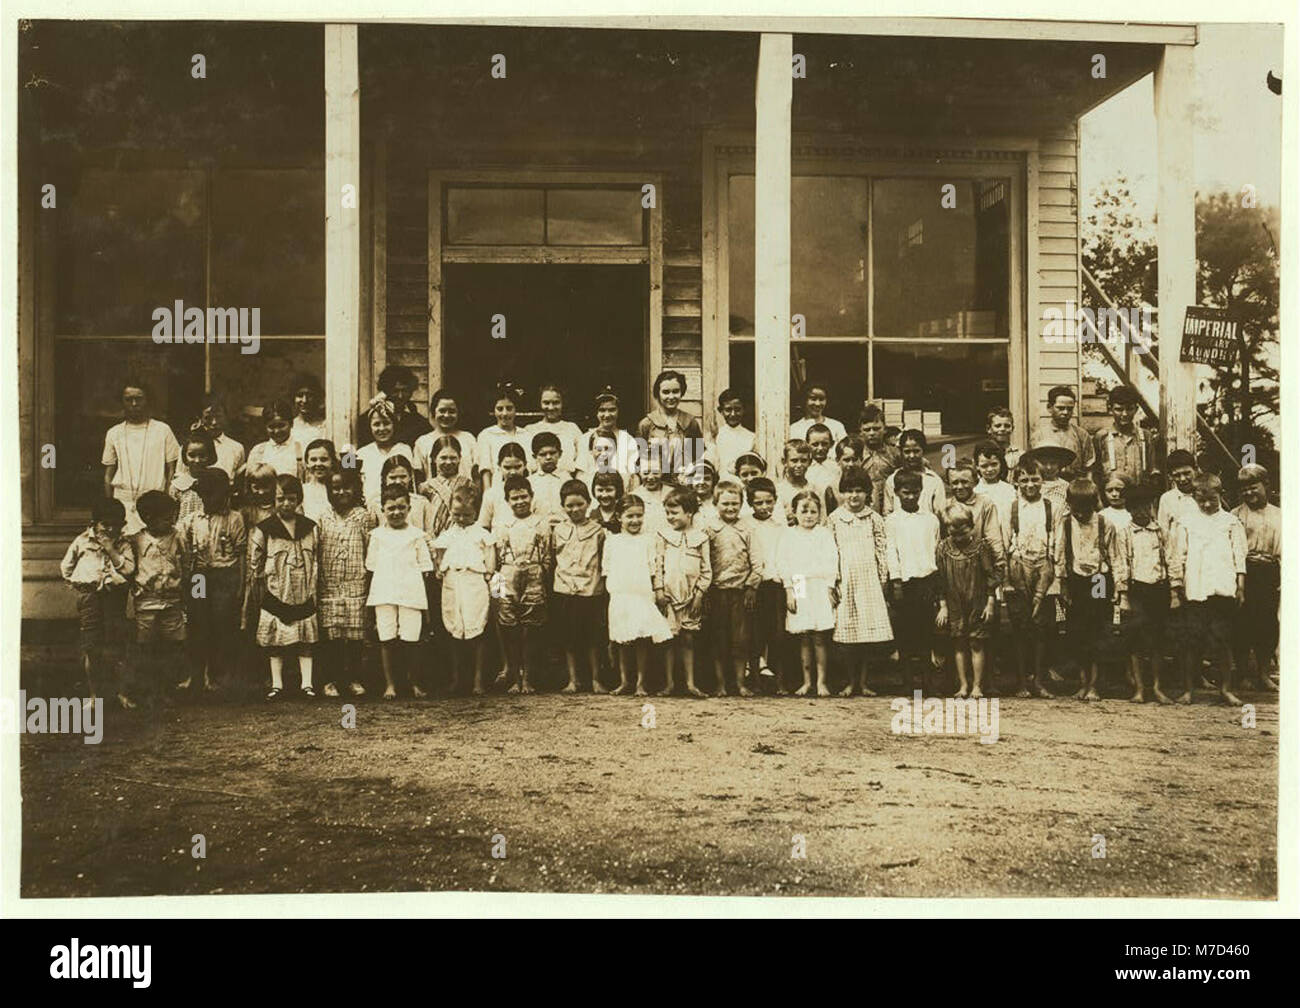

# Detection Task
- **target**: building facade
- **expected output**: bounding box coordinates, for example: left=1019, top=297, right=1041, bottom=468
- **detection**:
left=17, top=19, right=1200, bottom=619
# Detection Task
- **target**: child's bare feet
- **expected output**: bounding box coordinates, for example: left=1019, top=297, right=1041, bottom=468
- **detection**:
left=816, top=684, right=831, bottom=697
left=1072, top=687, right=1087, bottom=700
left=969, top=687, right=984, bottom=699
left=323, top=683, right=340, bottom=698
left=1175, top=691, right=1192, bottom=705
left=383, top=685, right=397, bottom=700
left=738, top=685, right=754, bottom=697
left=715, top=685, right=728, bottom=698
left=174, top=676, right=192, bottom=690
left=955, top=688, right=968, bottom=699
left=1128, top=690, right=1144, bottom=703
left=1033, top=682, right=1054, bottom=699
left=1083, top=688, right=1101, bottom=701
left=860, top=686, right=877, bottom=697
left=775, top=685, right=788, bottom=696
left=1015, top=688, right=1032, bottom=698
left=412, top=684, right=428, bottom=699
left=592, top=681, right=609, bottom=695
left=471, top=683, right=485, bottom=696
left=610, top=683, right=630, bottom=696
left=1153, top=687, right=1172, bottom=705
left=349, top=681, right=366, bottom=697
left=560, top=681, right=578, bottom=695
left=506, top=683, right=521, bottom=695
left=519, top=679, right=535, bottom=695
left=793, top=683, right=810, bottom=697
left=494, top=670, right=509, bottom=687
left=686, top=685, right=707, bottom=698
left=634, top=685, right=648, bottom=697
left=838, top=684, right=854, bottom=698
left=1220, top=689, right=1242, bottom=706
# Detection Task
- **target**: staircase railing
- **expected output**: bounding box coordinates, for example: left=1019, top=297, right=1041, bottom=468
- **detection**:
left=1081, top=267, right=1239, bottom=474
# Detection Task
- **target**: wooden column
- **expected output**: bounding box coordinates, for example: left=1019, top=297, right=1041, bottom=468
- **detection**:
left=754, top=33, right=793, bottom=472
left=325, top=24, right=361, bottom=450
left=1154, top=43, right=1197, bottom=454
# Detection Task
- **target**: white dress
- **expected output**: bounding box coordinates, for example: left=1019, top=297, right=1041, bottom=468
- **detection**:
left=774, top=524, right=839, bottom=633
left=602, top=532, right=672, bottom=644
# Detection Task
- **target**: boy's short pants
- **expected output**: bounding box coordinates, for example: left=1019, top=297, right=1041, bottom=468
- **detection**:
left=135, top=605, right=186, bottom=643
left=1005, top=556, right=1054, bottom=634
left=498, top=598, right=547, bottom=628
left=708, top=586, right=752, bottom=660
left=552, top=593, right=604, bottom=648
left=1123, top=580, right=1169, bottom=656
left=76, top=586, right=128, bottom=655
left=1183, top=596, right=1236, bottom=656
left=375, top=604, right=423, bottom=643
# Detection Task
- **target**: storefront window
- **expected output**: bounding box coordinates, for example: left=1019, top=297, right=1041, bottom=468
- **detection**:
left=726, top=169, right=1011, bottom=438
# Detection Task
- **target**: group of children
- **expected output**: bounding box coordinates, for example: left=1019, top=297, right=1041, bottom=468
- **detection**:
left=64, top=371, right=1281, bottom=709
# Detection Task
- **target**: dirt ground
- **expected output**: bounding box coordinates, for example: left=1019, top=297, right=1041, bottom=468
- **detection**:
left=19, top=674, right=1277, bottom=900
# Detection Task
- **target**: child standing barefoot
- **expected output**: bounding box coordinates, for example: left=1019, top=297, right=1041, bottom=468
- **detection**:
left=495, top=475, right=553, bottom=694
left=318, top=469, right=375, bottom=698
left=1004, top=459, right=1056, bottom=697
left=936, top=501, right=999, bottom=698
left=367, top=484, right=435, bottom=699
left=1232, top=465, right=1280, bottom=690
left=777, top=490, right=839, bottom=696
left=245, top=476, right=320, bottom=700
left=552, top=480, right=607, bottom=694
left=603, top=494, right=671, bottom=695
left=653, top=488, right=712, bottom=697
left=61, top=497, right=135, bottom=709
left=130, top=491, right=187, bottom=706
left=828, top=469, right=893, bottom=697
left=885, top=469, right=942, bottom=694
left=1113, top=483, right=1171, bottom=704
left=432, top=487, right=495, bottom=694
left=707, top=481, right=760, bottom=697
left=1054, top=477, right=1117, bottom=701
left=742, top=477, right=789, bottom=693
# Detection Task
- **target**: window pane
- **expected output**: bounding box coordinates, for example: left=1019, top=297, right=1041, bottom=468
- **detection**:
left=209, top=339, right=326, bottom=448
left=53, top=340, right=205, bottom=509
left=211, top=169, right=325, bottom=335
left=446, top=188, right=545, bottom=245
left=871, top=178, right=1009, bottom=340
left=56, top=170, right=206, bottom=335
left=546, top=189, right=644, bottom=245
left=728, top=175, right=869, bottom=337
left=872, top=342, right=1009, bottom=437
left=728, top=341, right=868, bottom=431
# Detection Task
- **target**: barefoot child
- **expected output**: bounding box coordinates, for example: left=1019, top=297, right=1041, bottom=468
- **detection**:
left=973, top=439, right=1016, bottom=556
left=828, top=469, right=892, bottom=697
left=374, top=455, right=435, bottom=535
left=421, top=435, right=475, bottom=533
left=177, top=467, right=246, bottom=693
left=367, top=483, right=434, bottom=699
left=1004, top=458, right=1056, bottom=697
left=985, top=406, right=1023, bottom=472
left=936, top=501, right=999, bottom=698
left=1169, top=473, right=1247, bottom=705
left=1158, top=449, right=1200, bottom=542
left=495, top=474, right=553, bottom=694
left=1054, top=477, right=1117, bottom=701
left=432, top=487, right=495, bottom=694
left=318, top=469, right=374, bottom=698
left=552, top=480, right=607, bottom=694
left=1232, top=465, right=1281, bottom=690
left=604, top=494, right=672, bottom=694
left=239, top=463, right=278, bottom=531
left=130, top=491, right=186, bottom=705
left=1113, top=482, right=1170, bottom=703
left=776, top=490, right=839, bottom=696
left=885, top=469, right=941, bottom=693
left=744, top=477, right=788, bottom=692
left=61, top=497, right=135, bottom=709
left=825, top=435, right=868, bottom=515
left=246, top=476, right=321, bottom=700
left=708, top=481, right=760, bottom=696
left=654, top=487, right=712, bottom=696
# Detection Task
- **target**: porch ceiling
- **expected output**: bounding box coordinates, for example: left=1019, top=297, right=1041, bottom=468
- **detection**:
left=363, top=26, right=1163, bottom=147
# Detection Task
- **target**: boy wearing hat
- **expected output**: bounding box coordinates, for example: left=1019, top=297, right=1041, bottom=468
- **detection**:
left=1021, top=445, right=1076, bottom=512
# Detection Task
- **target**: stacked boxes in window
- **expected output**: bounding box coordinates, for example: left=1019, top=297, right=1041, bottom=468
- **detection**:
left=882, top=399, right=905, bottom=428
left=903, top=409, right=924, bottom=432
left=922, top=412, right=943, bottom=439
left=955, top=310, right=997, bottom=338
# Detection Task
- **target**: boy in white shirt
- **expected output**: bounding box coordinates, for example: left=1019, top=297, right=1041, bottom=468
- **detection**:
left=1158, top=449, right=1200, bottom=542
left=885, top=469, right=941, bottom=692
left=708, top=387, right=755, bottom=479
left=1169, top=473, right=1246, bottom=706
left=742, top=477, right=787, bottom=691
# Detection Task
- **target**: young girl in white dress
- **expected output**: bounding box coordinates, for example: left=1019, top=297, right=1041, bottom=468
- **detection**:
left=775, top=489, right=840, bottom=696
left=355, top=396, right=414, bottom=510
left=602, top=493, right=672, bottom=696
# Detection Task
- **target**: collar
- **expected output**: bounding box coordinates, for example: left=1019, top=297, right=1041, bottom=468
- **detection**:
left=258, top=514, right=316, bottom=540
left=832, top=507, right=869, bottom=524
left=648, top=408, right=694, bottom=430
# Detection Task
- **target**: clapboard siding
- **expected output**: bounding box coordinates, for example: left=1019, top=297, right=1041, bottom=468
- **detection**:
left=1033, top=123, right=1081, bottom=424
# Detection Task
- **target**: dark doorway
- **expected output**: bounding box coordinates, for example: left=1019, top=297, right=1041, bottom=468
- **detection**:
left=443, top=264, right=648, bottom=431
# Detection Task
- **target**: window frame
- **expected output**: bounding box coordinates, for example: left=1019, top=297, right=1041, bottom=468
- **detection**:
left=35, top=165, right=326, bottom=523
left=705, top=136, right=1027, bottom=439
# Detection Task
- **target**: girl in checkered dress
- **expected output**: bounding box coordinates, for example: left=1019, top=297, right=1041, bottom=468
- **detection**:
left=828, top=468, right=893, bottom=696
left=317, top=468, right=375, bottom=697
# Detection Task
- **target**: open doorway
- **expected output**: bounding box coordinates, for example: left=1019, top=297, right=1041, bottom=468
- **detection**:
left=442, top=264, right=648, bottom=431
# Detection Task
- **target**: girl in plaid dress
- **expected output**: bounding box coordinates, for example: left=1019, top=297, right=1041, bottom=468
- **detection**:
left=245, top=475, right=321, bottom=700
left=828, top=468, right=893, bottom=697
left=318, top=469, right=374, bottom=698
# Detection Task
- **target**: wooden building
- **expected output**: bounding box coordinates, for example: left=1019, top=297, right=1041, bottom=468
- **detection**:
left=18, top=18, right=1200, bottom=620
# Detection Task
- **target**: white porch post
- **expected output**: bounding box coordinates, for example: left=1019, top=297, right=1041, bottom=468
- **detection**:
left=754, top=33, right=793, bottom=472
left=325, top=24, right=362, bottom=450
left=1154, top=43, right=1197, bottom=453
